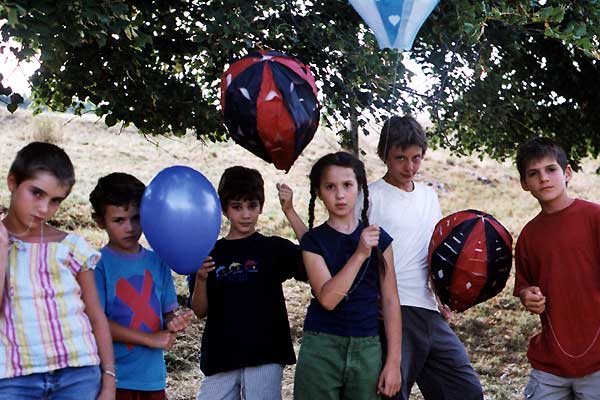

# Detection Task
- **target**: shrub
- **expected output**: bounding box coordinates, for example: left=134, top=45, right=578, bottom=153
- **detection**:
left=31, top=117, right=63, bottom=144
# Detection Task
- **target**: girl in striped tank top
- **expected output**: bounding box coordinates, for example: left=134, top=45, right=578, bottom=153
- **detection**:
left=0, top=142, right=115, bottom=399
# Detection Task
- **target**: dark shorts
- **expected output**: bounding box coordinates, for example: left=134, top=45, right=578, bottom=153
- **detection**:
left=116, top=388, right=167, bottom=400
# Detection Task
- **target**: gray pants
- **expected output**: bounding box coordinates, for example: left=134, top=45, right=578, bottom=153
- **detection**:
left=524, top=368, right=600, bottom=400
left=382, top=306, right=483, bottom=400
left=196, top=363, right=284, bottom=400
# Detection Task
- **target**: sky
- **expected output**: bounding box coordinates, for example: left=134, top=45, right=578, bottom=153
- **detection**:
left=0, top=33, right=38, bottom=95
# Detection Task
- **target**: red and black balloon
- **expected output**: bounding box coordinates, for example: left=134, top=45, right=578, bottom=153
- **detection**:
left=428, top=210, right=513, bottom=312
left=220, top=50, right=320, bottom=172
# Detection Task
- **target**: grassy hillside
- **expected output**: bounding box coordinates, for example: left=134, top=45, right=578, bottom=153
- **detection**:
left=1, top=108, right=599, bottom=399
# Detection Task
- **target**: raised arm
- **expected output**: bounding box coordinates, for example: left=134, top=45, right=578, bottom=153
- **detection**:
left=304, top=225, right=379, bottom=310
left=277, top=183, right=308, bottom=241
left=377, top=245, right=402, bottom=398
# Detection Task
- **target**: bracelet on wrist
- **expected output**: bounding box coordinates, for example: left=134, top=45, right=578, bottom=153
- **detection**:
left=103, top=369, right=118, bottom=382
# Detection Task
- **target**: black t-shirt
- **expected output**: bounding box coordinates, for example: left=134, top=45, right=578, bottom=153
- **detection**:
left=188, top=232, right=304, bottom=376
left=300, top=222, right=393, bottom=337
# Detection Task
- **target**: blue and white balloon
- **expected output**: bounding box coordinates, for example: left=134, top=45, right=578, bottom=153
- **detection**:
left=349, top=0, right=440, bottom=50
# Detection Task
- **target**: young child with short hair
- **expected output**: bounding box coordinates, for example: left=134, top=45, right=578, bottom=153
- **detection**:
left=90, top=172, right=193, bottom=400
left=293, top=151, right=402, bottom=399
left=515, top=137, right=600, bottom=399
left=189, top=166, right=306, bottom=400
left=0, top=142, right=115, bottom=399
left=363, top=115, right=482, bottom=400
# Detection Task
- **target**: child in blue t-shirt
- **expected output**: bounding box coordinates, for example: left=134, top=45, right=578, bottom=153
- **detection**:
left=90, top=172, right=194, bottom=400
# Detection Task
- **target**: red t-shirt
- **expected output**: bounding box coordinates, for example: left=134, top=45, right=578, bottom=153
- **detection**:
left=514, top=199, right=600, bottom=377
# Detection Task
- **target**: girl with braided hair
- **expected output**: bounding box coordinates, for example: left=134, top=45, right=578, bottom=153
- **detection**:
left=293, top=151, right=402, bottom=400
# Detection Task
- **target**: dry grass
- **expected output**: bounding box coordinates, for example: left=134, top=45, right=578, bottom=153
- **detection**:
left=2, top=108, right=600, bottom=399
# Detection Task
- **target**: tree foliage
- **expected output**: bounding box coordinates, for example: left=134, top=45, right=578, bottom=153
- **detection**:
left=1, top=1, right=599, bottom=165
left=417, top=0, right=600, bottom=166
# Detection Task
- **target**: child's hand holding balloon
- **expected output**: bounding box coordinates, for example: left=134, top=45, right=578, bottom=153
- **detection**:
left=196, top=256, right=216, bottom=281
left=357, top=225, right=380, bottom=257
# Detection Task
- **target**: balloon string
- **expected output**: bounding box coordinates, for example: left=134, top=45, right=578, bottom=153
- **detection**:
left=382, top=49, right=402, bottom=161
left=545, top=312, right=600, bottom=359
left=344, top=254, right=371, bottom=301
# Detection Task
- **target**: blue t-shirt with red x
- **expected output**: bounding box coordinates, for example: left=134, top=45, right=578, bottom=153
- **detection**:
left=95, top=246, right=178, bottom=391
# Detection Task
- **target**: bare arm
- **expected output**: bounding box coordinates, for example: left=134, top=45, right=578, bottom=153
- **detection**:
left=77, top=270, right=115, bottom=400
left=303, top=225, right=379, bottom=311
left=190, top=257, right=215, bottom=319
left=109, top=321, right=175, bottom=350
left=277, top=183, right=308, bottom=241
left=377, top=245, right=402, bottom=397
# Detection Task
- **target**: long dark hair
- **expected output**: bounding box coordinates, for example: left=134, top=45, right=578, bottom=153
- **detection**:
left=307, top=151, right=386, bottom=273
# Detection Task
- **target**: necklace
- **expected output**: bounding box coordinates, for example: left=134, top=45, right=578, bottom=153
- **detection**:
left=546, top=313, right=600, bottom=359
left=3, top=217, right=45, bottom=243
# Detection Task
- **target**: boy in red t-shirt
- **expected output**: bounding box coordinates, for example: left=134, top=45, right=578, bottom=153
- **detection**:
left=514, top=137, right=600, bottom=399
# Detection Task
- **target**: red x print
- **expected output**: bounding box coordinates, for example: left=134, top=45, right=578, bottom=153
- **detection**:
left=116, top=270, right=161, bottom=349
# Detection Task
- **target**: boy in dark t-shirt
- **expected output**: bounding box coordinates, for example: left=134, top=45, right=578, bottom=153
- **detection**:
left=189, top=166, right=306, bottom=400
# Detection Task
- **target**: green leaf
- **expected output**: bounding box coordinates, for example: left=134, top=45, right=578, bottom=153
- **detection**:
left=7, top=7, right=18, bottom=26
left=10, top=93, right=24, bottom=104
left=16, top=48, right=35, bottom=59
left=105, top=113, right=118, bottom=127
left=7, top=103, right=18, bottom=113
left=538, top=6, right=565, bottom=23
left=463, top=22, right=475, bottom=35
left=574, top=23, right=587, bottom=38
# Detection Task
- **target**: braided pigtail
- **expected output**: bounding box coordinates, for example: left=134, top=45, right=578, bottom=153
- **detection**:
left=360, top=179, right=386, bottom=275
left=308, top=187, right=317, bottom=229
left=361, top=180, right=370, bottom=227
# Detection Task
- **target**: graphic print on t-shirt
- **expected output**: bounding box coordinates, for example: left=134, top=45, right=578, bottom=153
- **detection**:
left=215, top=259, right=260, bottom=283
left=114, top=270, right=161, bottom=349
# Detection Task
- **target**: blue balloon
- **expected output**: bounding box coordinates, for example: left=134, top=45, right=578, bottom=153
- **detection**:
left=140, top=166, right=221, bottom=275
left=349, top=0, right=439, bottom=50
